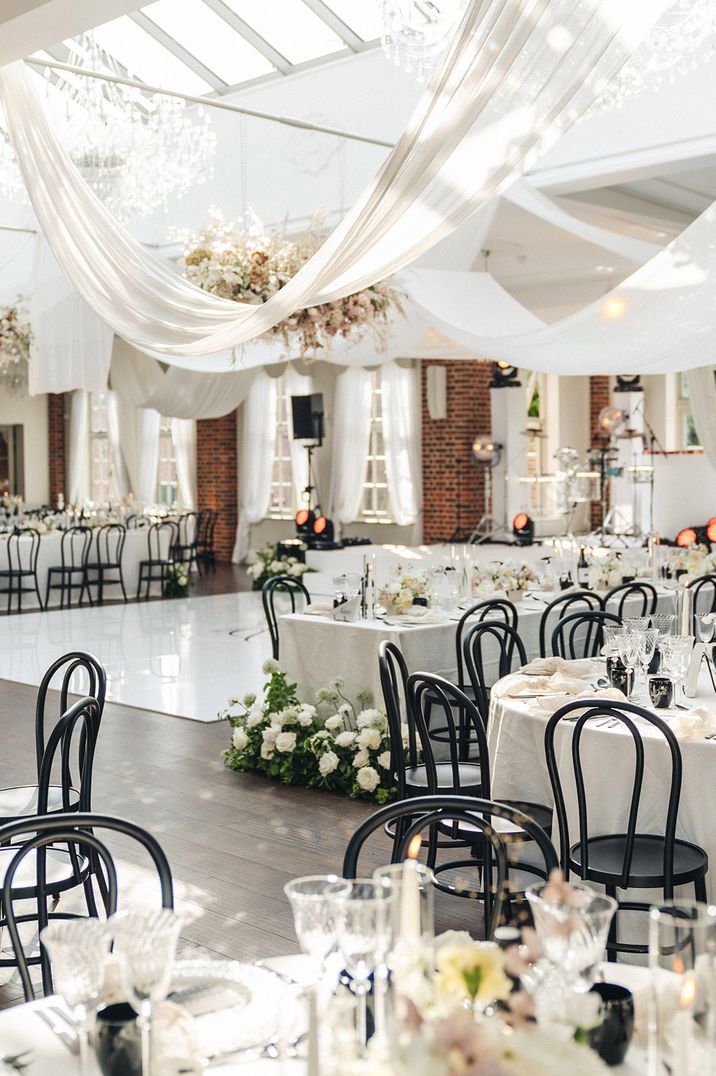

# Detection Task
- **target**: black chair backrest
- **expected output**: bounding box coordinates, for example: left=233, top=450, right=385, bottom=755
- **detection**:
left=539, top=590, right=603, bottom=657
left=176, top=511, right=199, bottom=547
left=686, top=574, right=716, bottom=618
left=604, top=581, right=658, bottom=619
left=35, top=652, right=107, bottom=778
left=125, top=513, right=148, bottom=529
left=0, top=811, right=173, bottom=1000
left=462, top=621, right=527, bottom=726
left=545, top=697, right=682, bottom=891
left=551, top=609, right=622, bottom=659
left=196, top=508, right=211, bottom=546
left=60, top=525, right=93, bottom=569
left=146, top=520, right=178, bottom=561
left=7, top=527, right=41, bottom=573
left=342, top=794, right=558, bottom=939
left=262, top=575, right=311, bottom=659
left=95, top=523, right=126, bottom=566
left=206, top=510, right=219, bottom=548
left=406, top=673, right=490, bottom=795
left=454, top=599, right=518, bottom=687
left=378, top=640, right=411, bottom=786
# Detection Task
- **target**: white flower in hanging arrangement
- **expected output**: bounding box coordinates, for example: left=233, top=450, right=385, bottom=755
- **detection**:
left=0, top=301, right=31, bottom=398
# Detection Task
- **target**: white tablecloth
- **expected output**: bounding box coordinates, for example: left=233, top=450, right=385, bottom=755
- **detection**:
left=0, top=530, right=159, bottom=608
left=488, top=663, right=716, bottom=905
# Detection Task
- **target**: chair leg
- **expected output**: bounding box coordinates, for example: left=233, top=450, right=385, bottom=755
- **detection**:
left=606, top=885, right=618, bottom=961
left=34, top=572, right=44, bottom=611
left=119, top=568, right=127, bottom=603
left=695, top=876, right=708, bottom=903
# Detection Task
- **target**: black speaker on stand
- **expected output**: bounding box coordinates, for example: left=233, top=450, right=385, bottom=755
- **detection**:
left=291, top=393, right=334, bottom=547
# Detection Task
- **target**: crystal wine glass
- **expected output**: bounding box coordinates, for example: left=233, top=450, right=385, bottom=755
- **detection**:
left=695, top=614, right=716, bottom=644
left=284, top=875, right=351, bottom=986
left=637, top=627, right=660, bottom=699
left=617, top=629, right=641, bottom=697
left=40, top=919, right=110, bottom=1076
left=526, top=882, right=616, bottom=993
left=336, top=879, right=394, bottom=1056
left=661, top=635, right=695, bottom=707
left=109, top=908, right=183, bottom=1076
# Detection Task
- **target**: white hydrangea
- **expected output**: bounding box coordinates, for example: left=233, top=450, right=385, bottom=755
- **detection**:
left=377, top=751, right=392, bottom=770
left=353, top=749, right=370, bottom=769
left=324, top=714, right=343, bottom=732
left=335, top=730, right=357, bottom=748
left=246, top=705, right=265, bottom=728
left=275, top=731, right=297, bottom=753
left=356, top=708, right=385, bottom=730
left=357, top=728, right=382, bottom=751
left=356, top=766, right=379, bottom=792
left=319, top=751, right=339, bottom=776
left=262, top=658, right=281, bottom=676
left=232, top=727, right=249, bottom=751
left=242, top=692, right=257, bottom=708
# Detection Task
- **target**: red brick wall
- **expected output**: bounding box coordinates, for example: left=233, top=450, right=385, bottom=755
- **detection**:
left=421, top=360, right=494, bottom=543
left=196, top=411, right=238, bottom=561
left=589, top=376, right=611, bottom=529
left=47, top=393, right=66, bottom=506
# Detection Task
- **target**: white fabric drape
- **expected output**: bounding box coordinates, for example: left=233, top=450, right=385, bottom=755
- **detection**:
left=172, top=418, right=196, bottom=508
left=137, top=410, right=161, bottom=504
left=0, top=2, right=670, bottom=359
left=234, top=373, right=277, bottom=562
left=108, top=342, right=164, bottom=499
left=328, top=368, right=373, bottom=530
left=382, top=363, right=423, bottom=535
left=687, top=367, right=716, bottom=472
left=283, top=365, right=315, bottom=510
left=105, top=390, right=130, bottom=499
left=67, top=390, right=89, bottom=505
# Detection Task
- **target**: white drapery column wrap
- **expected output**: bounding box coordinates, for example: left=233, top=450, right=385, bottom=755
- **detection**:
left=234, top=372, right=278, bottom=563
left=382, top=363, right=423, bottom=537
left=0, top=2, right=671, bottom=360
left=67, top=390, right=90, bottom=505
left=686, top=367, right=716, bottom=472
left=328, top=367, right=373, bottom=532
left=108, top=340, right=164, bottom=500
left=172, top=419, right=197, bottom=509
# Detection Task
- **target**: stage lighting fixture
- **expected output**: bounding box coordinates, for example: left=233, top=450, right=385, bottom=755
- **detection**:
left=512, top=512, right=534, bottom=545
left=312, top=514, right=334, bottom=542
left=598, top=406, right=628, bottom=436
left=472, top=436, right=502, bottom=464
left=707, top=517, right=716, bottom=544
left=295, top=507, right=315, bottom=538
left=490, top=361, right=521, bottom=388
left=676, top=527, right=698, bottom=548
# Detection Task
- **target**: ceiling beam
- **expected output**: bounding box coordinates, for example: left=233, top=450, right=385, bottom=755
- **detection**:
left=299, top=0, right=363, bottom=51
left=129, top=10, right=228, bottom=92
left=0, top=0, right=144, bottom=65
left=203, top=0, right=291, bottom=77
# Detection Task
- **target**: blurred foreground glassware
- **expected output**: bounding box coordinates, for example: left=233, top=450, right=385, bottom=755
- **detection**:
left=373, top=861, right=434, bottom=945
left=652, top=613, right=676, bottom=637
left=337, top=879, right=394, bottom=1056
left=109, top=909, right=183, bottom=1076
left=649, top=900, right=716, bottom=1075
left=284, top=875, right=351, bottom=985
left=41, top=919, right=110, bottom=1076
left=526, top=882, right=616, bottom=993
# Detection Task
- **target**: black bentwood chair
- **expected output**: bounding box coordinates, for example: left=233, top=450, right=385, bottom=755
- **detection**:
left=545, top=697, right=708, bottom=958
left=136, top=520, right=178, bottom=599
left=86, top=523, right=128, bottom=604
left=1, top=812, right=174, bottom=1000
left=45, top=525, right=94, bottom=609
left=462, top=620, right=527, bottom=727
left=551, top=609, right=622, bottom=660
left=0, top=652, right=106, bottom=827
left=538, top=589, right=603, bottom=658
left=173, top=511, right=200, bottom=574
left=0, top=527, right=44, bottom=613
left=196, top=509, right=219, bottom=573
left=604, top=581, right=658, bottom=619
left=342, top=795, right=558, bottom=940
left=686, top=574, right=716, bottom=620
left=262, top=575, right=311, bottom=660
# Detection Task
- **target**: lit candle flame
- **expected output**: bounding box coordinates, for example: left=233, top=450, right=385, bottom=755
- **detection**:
left=680, top=973, right=696, bottom=1009
left=406, top=834, right=422, bottom=861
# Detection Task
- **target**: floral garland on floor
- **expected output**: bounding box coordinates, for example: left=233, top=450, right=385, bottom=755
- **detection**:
left=181, top=211, right=403, bottom=360
left=247, top=542, right=313, bottom=591
left=222, top=661, right=400, bottom=803
left=163, top=562, right=193, bottom=597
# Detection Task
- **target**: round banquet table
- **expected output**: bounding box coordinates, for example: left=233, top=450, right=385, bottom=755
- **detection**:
left=487, top=661, right=716, bottom=912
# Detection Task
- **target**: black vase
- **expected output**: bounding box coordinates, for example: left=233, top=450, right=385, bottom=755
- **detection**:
left=649, top=675, right=674, bottom=710
left=588, top=982, right=634, bottom=1066
left=94, top=1003, right=141, bottom=1076
left=608, top=658, right=634, bottom=697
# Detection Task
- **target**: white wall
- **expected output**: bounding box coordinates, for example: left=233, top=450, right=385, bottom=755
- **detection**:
left=0, top=386, right=48, bottom=503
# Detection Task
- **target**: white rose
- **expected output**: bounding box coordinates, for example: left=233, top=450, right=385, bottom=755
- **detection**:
left=275, top=731, right=297, bottom=753
left=300, top=704, right=317, bottom=721
left=353, top=749, right=370, bottom=768
left=335, top=731, right=357, bottom=748
left=319, top=751, right=339, bottom=776
left=260, top=742, right=275, bottom=760
left=262, top=727, right=278, bottom=746
left=297, top=710, right=314, bottom=728
left=262, top=659, right=281, bottom=675
left=232, top=727, right=249, bottom=751
left=400, top=724, right=410, bottom=748
left=356, top=766, right=380, bottom=792
left=377, top=751, right=392, bottom=770
left=357, top=709, right=385, bottom=730
left=324, top=714, right=343, bottom=732
left=357, top=727, right=382, bottom=751
left=247, top=705, right=265, bottom=728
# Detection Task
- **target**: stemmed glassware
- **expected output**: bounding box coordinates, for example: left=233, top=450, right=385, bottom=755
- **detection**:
left=636, top=627, right=659, bottom=699
left=336, top=879, right=394, bottom=1056
left=661, top=635, right=695, bottom=708
left=526, top=881, right=617, bottom=994
left=109, top=908, right=184, bottom=1076
left=40, top=919, right=111, bottom=1076
left=284, top=875, right=352, bottom=988
left=616, top=629, right=641, bottom=698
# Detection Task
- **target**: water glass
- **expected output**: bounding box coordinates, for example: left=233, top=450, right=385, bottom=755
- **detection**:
left=649, top=901, right=716, bottom=1075
left=41, top=919, right=111, bottom=1076
left=337, top=879, right=394, bottom=1055
left=284, top=875, right=351, bottom=983
left=109, top=909, right=183, bottom=1076
left=661, top=635, right=695, bottom=706
left=637, top=628, right=660, bottom=697
left=373, top=861, right=434, bottom=945
left=526, top=882, right=616, bottom=993
left=695, top=614, right=716, bottom=644
left=652, top=613, right=676, bottom=637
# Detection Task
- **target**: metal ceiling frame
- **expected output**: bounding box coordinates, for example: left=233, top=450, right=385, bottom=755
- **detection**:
left=129, top=9, right=229, bottom=91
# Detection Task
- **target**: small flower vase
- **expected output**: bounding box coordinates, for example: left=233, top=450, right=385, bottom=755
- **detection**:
left=507, top=589, right=524, bottom=603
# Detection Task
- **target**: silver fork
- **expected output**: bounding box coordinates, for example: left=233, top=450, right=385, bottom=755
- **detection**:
left=0, top=1053, right=32, bottom=1073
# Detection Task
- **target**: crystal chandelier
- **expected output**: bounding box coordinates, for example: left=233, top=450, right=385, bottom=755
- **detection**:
left=0, top=304, right=31, bottom=399
left=381, top=0, right=468, bottom=81
left=0, top=35, right=216, bottom=222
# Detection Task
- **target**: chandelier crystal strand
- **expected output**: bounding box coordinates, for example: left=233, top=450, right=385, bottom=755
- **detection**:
left=381, top=0, right=469, bottom=81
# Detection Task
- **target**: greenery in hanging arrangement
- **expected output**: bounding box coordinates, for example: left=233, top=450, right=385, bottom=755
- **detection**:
left=179, top=210, right=404, bottom=360
left=0, top=302, right=32, bottom=372
left=163, top=561, right=193, bottom=598
left=247, top=542, right=313, bottom=591
left=221, top=661, right=399, bottom=803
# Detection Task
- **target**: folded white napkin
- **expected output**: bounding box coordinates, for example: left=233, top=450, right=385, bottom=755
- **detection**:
left=521, top=656, right=594, bottom=678
left=384, top=607, right=448, bottom=625
left=304, top=602, right=333, bottom=616
left=669, top=705, right=716, bottom=741
left=507, top=671, right=590, bottom=698
left=534, top=686, right=626, bottom=713
left=305, top=597, right=361, bottom=621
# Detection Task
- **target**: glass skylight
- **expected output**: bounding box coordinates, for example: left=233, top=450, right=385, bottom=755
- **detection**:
left=92, top=16, right=213, bottom=95
left=143, top=0, right=274, bottom=86
left=224, top=0, right=346, bottom=65
left=324, top=0, right=385, bottom=42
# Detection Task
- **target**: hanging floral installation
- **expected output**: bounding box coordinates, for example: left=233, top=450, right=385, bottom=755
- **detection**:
left=180, top=211, right=403, bottom=360
left=0, top=302, right=32, bottom=397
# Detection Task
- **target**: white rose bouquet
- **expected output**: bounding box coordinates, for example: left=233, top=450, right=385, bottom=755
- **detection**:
left=472, top=559, right=540, bottom=598
left=248, top=542, right=313, bottom=591
left=675, top=543, right=716, bottom=578
left=378, top=568, right=433, bottom=615
left=586, top=552, right=623, bottom=591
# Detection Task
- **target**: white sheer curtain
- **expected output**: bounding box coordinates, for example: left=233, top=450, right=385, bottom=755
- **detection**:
left=67, top=390, right=90, bottom=505
left=105, top=390, right=130, bottom=498
left=0, top=3, right=670, bottom=360
left=283, top=365, right=315, bottom=510
left=172, top=418, right=196, bottom=508
left=382, top=362, right=423, bottom=537
left=137, top=411, right=161, bottom=504
left=687, top=367, right=716, bottom=471
left=328, top=368, right=373, bottom=532
left=234, top=372, right=277, bottom=562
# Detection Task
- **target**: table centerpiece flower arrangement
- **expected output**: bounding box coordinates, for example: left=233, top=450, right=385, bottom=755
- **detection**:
left=221, top=661, right=399, bottom=803
left=248, top=542, right=313, bottom=591
left=378, top=568, right=433, bottom=615
left=472, top=560, right=540, bottom=601
left=586, top=551, right=624, bottom=591
left=675, top=542, right=716, bottom=578
left=180, top=210, right=403, bottom=361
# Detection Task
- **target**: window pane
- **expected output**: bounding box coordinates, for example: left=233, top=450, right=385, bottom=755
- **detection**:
left=91, top=17, right=213, bottom=94
left=269, top=376, right=295, bottom=520
left=360, top=371, right=393, bottom=523
left=224, top=0, right=345, bottom=64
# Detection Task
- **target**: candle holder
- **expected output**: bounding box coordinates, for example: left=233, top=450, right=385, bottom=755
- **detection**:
left=649, top=900, right=716, bottom=1075
left=373, top=861, right=435, bottom=945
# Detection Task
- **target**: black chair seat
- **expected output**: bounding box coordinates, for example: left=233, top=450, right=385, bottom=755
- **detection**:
left=48, top=565, right=86, bottom=574
left=569, top=833, right=708, bottom=889
left=405, top=762, right=482, bottom=791
left=439, top=801, right=553, bottom=841
left=0, top=784, right=80, bottom=822
left=0, top=845, right=89, bottom=899
left=86, top=561, right=121, bottom=571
